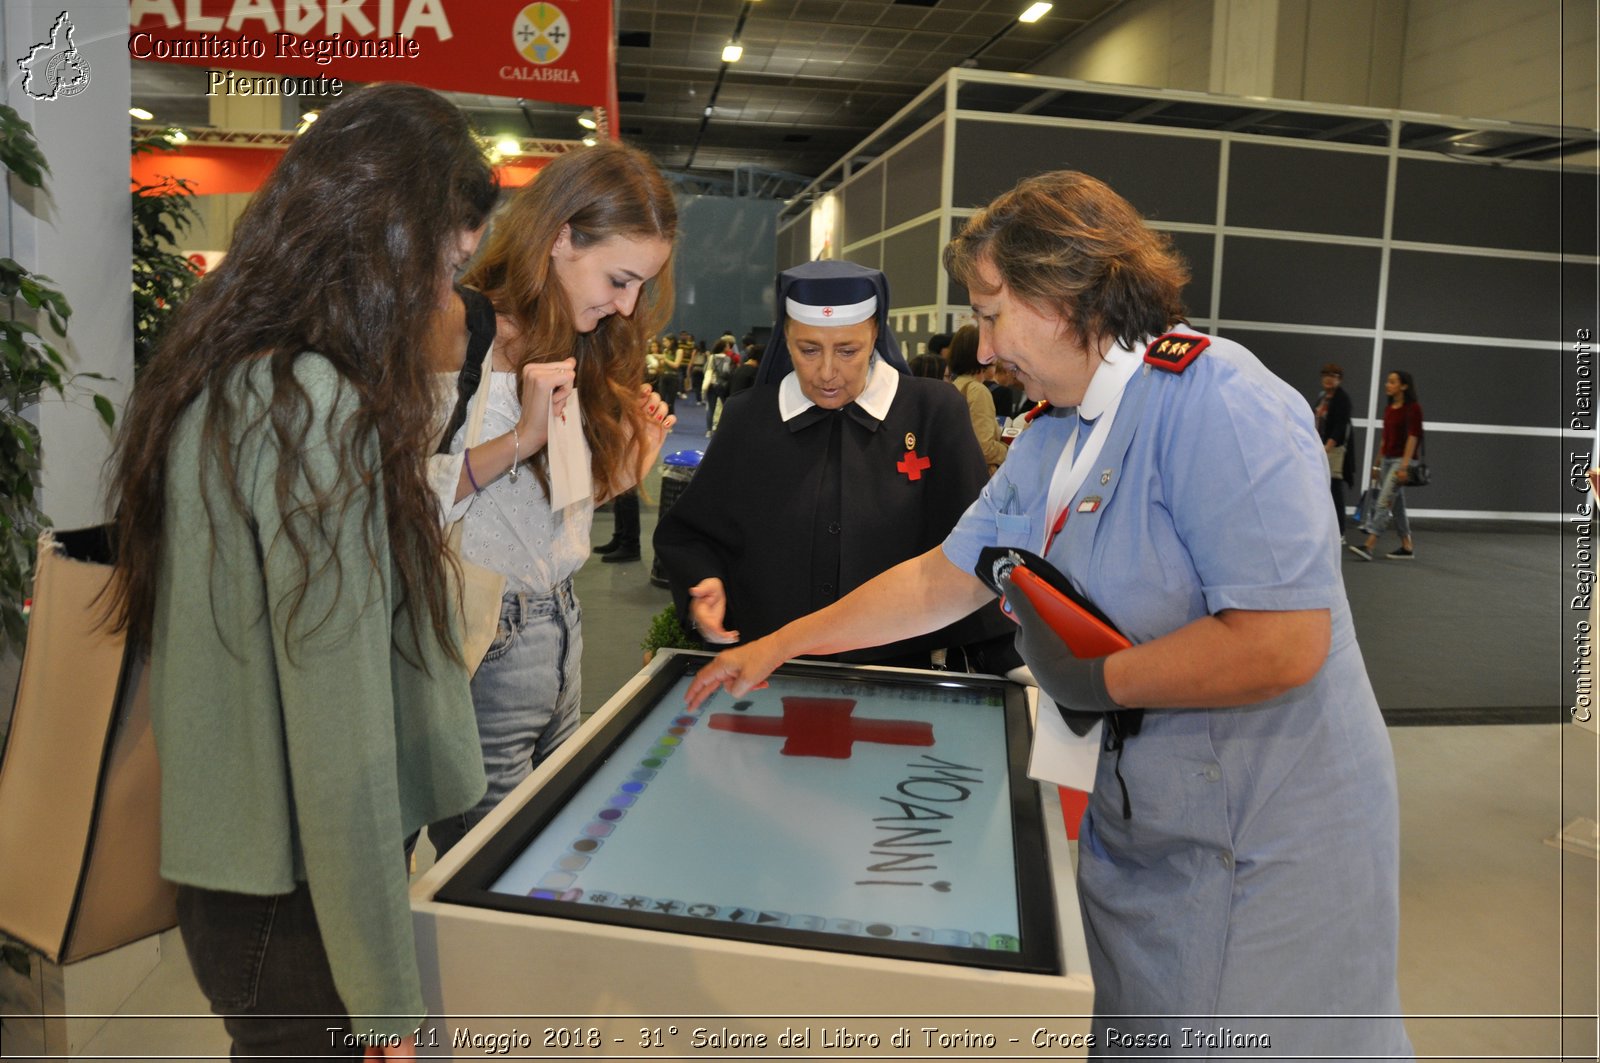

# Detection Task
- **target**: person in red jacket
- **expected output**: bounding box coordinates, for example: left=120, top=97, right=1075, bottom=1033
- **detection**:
left=1349, top=369, right=1423, bottom=561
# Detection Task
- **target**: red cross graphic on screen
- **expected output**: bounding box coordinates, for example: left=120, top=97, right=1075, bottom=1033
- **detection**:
left=709, top=697, right=933, bottom=759
left=896, top=451, right=931, bottom=481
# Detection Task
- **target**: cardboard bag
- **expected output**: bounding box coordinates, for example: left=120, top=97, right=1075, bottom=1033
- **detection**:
left=0, top=527, right=176, bottom=962
left=447, top=521, right=504, bottom=674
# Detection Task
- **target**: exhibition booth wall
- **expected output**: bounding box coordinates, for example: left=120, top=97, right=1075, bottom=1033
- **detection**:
left=779, top=68, right=1599, bottom=522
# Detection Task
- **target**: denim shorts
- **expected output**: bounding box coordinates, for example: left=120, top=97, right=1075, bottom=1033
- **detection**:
left=428, top=581, right=583, bottom=856
left=176, top=882, right=361, bottom=1058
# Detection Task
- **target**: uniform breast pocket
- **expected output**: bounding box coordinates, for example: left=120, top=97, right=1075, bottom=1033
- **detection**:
left=995, top=512, right=1032, bottom=549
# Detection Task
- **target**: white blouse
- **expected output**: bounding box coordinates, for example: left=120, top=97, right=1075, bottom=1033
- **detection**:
left=431, top=370, right=594, bottom=595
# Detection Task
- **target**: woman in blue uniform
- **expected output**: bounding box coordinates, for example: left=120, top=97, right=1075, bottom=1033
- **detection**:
left=687, top=172, right=1411, bottom=1059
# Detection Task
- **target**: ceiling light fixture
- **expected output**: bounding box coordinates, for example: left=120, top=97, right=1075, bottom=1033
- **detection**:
left=577, top=108, right=598, bottom=130
left=495, top=136, right=522, bottom=157
left=166, top=128, right=188, bottom=145
left=964, top=1, right=1051, bottom=66
left=128, top=106, right=153, bottom=121
left=686, top=0, right=755, bottom=170
left=581, top=135, right=598, bottom=147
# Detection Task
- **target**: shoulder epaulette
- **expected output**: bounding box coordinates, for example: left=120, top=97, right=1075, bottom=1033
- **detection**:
left=1143, top=332, right=1210, bottom=373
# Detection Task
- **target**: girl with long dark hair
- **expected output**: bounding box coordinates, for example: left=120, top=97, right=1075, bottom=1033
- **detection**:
left=107, top=84, right=498, bottom=1056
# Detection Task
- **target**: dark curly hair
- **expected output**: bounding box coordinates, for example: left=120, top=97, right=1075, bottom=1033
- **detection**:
left=947, top=324, right=984, bottom=378
left=107, top=83, right=498, bottom=660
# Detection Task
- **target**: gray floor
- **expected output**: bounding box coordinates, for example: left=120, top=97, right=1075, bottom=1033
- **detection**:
left=586, top=403, right=1578, bottom=725
left=40, top=398, right=1600, bottom=1060
left=1341, top=520, right=1569, bottom=720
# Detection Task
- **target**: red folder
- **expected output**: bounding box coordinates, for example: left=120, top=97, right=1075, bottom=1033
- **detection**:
left=975, top=546, right=1130, bottom=659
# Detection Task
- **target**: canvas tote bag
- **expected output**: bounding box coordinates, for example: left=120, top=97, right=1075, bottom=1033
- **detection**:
left=0, top=526, right=176, bottom=962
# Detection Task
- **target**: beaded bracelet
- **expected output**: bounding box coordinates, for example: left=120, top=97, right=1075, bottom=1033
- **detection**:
left=463, top=449, right=483, bottom=493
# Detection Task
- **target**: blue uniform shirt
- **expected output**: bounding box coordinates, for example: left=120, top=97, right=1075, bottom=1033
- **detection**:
left=943, top=334, right=1411, bottom=1057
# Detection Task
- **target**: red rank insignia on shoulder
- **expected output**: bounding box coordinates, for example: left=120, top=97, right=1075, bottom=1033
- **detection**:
left=1144, top=332, right=1209, bottom=373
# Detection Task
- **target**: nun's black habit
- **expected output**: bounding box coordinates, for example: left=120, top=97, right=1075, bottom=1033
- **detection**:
left=653, top=261, right=1011, bottom=668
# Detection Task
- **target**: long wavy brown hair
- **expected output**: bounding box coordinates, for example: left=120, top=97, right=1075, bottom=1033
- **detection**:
left=944, top=170, right=1189, bottom=351
left=107, top=84, right=498, bottom=660
left=463, top=141, right=676, bottom=500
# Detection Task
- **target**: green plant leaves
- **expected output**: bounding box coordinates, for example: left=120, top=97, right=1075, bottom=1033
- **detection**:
left=0, top=104, right=50, bottom=190
left=642, top=605, right=704, bottom=655
left=131, top=165, right=199, bottom=372
left=0, top=105, right=118, bottom=657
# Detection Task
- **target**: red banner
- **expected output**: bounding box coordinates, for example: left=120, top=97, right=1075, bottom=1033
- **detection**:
left=128, top=1, right=614, bottom=109
left=131, top=144, right=552, bottom=196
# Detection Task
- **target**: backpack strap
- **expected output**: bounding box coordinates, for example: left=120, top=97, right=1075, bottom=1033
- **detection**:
left=436, top=286, right=498, bottom=455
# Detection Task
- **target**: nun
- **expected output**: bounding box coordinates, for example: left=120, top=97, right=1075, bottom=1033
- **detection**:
left=654, top=260, right=1012, bottom=670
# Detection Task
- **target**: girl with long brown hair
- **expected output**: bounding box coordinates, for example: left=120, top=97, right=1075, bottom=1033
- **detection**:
left=106, top=84, right=498, bottom=1057
left=424, top=141, right=677, bottom=856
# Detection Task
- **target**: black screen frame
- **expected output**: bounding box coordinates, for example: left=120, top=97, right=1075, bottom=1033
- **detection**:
left=433, top=651, right=1061, bottom=976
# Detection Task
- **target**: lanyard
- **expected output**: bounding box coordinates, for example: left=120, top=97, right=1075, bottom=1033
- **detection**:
left=1042, top=352, right=1142, bottom=555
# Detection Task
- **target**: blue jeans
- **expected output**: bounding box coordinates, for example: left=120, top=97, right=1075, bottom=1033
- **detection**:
left=176, top=882, right=361, bottom=1058
left=428, top=582, right=582, bottom=856
left=1362, top=457, right=1410, bottom=539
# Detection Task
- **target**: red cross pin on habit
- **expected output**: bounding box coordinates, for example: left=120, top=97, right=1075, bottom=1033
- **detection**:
left=897, top=452, right=931, bottom=480
left=897, top=431, right=930, bottom=481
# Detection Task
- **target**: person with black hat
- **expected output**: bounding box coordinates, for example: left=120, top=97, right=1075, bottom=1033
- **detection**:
left=653, top=259, right=1011, bottom=671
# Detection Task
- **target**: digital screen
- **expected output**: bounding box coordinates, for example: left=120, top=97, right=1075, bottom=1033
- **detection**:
left=436, top=653, right=1059, bottom=974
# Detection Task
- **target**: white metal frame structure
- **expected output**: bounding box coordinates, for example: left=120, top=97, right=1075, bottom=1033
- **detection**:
left=777, top=68, right=1599, bottom=522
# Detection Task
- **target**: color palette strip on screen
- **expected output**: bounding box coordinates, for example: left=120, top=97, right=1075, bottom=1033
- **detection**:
left=525, top=706, right=705, bottom=899
left=566, top=888, right=1021, bottom=952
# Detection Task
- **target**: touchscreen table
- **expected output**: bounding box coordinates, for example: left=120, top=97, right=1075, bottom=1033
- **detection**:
left=436, top=654, right=1058, bottom=975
